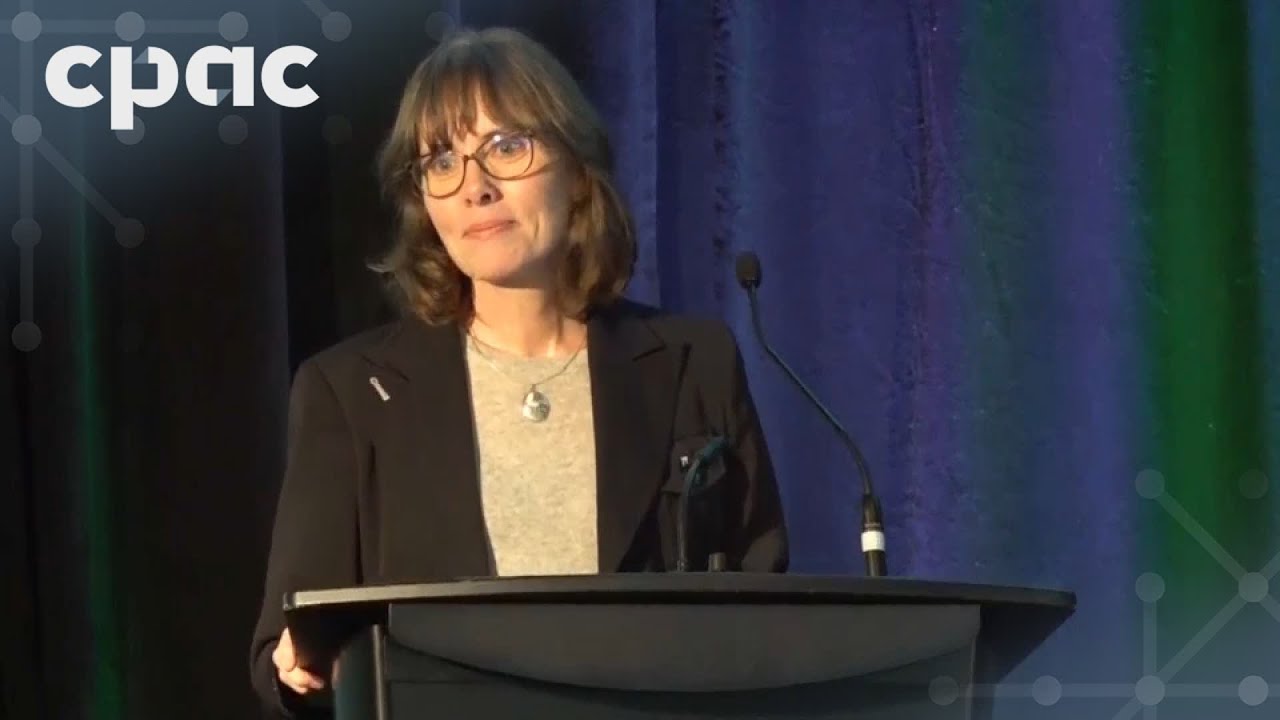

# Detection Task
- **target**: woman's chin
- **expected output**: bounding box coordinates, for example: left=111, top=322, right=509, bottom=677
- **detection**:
left=467, top=265, right=553, bottom=291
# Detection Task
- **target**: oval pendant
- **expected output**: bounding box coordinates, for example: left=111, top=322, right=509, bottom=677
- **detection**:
left=521, top=388, right=551, bottom=423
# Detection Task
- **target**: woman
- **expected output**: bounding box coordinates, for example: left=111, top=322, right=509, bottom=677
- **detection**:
left=249, top=26, right=788, bottom=717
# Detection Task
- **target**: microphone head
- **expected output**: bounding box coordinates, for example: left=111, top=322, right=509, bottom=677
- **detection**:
left=735, top=252, right=762, bottom=290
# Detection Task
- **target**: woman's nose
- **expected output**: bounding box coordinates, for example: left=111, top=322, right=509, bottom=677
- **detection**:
left=460, top=157, right=499, bottom=206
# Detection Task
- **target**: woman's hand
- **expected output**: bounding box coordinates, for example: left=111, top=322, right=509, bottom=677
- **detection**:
left=272, top=627, right=326, bottom=695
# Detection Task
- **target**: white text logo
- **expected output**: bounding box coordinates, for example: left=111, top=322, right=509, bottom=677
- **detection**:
left=45, top=45, right=318, bottom=131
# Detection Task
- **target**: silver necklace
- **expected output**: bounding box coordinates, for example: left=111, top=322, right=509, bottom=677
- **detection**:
left=466, top=332, right=585, bottom=423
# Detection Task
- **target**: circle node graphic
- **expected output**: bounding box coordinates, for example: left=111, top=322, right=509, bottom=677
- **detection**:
left=322, top=12, right=351, bottom=42
left=1238, top=676, right=1268, bottom=706
left=13, top=219, right=41, bottom=248
left=12, top=12, right=43, bottom=41
left=1239, top=573, right=1269, bottom=603
left=1136, top=469, right=1165, bottom=499
left=219, top=116, right=249, bottom=145
left=1135, top=572, right=1166, bottom=603
left=1135, top=676, right=1165, bottom=706
left=1032, top=675, right=1062, bottom=706
left=117, top=118, right=145, bottom=145
left=117, top=219, right=145, bottom=248
left=219, top=12, right=249, bottom=42
left=13, top=322, right=42, bottom=351
left=116, top=12, right=146, bottom=42
left=929, top=676, right=959, bottom=706
left=1239, top=470, right=1269, bottom=500
left=12, top=115, right=42, bottom=146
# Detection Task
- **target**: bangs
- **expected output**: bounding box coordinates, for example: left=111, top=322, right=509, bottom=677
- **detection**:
left=413, top=41, right=555, bottom=149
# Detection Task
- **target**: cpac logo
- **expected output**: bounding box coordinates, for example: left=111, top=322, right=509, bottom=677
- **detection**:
left=46, top=45, right=318, bottom=131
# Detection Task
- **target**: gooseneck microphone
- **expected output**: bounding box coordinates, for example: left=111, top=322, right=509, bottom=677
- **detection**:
left=675, top=436, right=729, bottom=572
left=734, top=252, right=888, bottom=578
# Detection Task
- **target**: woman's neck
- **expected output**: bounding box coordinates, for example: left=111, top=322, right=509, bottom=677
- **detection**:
left=468, top=283, right=585, bottom=358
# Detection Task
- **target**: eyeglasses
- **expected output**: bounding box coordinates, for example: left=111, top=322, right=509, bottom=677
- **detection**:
left=412, top=131, right=537, bottom=199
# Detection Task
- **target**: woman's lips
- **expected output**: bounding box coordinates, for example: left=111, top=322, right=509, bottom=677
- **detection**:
left=464, top=220, right=515, bottom=237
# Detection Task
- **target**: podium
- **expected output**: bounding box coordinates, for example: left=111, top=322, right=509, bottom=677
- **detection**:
left=284, top=574, right=1075, bottom=720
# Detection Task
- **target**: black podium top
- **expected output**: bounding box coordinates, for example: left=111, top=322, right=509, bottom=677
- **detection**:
left=285, top=572, right=1074, bottom=613
left=283, top=573, right=1074, bottom=687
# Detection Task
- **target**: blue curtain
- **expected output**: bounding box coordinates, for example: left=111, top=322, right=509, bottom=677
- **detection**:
left=451, top=2, right=1280, bottom=718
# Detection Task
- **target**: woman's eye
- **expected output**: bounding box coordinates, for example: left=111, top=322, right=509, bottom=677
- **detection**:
left=427, top=154, right=457, bottom=173
left=494, top=136, right=529, bottom=155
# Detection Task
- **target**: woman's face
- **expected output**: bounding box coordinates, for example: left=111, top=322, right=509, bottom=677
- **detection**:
left=419, top=102, right=577, bottom=292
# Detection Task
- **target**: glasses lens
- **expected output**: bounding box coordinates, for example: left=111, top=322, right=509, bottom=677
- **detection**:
left=423, top=153, right=463, bottom=198
left=481, top=135, right=534, bottom=179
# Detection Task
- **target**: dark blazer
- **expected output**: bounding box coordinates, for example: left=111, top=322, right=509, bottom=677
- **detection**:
left=248, top=298, right=789, bottom=716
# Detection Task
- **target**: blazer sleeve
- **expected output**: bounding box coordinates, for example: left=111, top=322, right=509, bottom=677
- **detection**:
left=249, top=358, right=361, bottom=718
left=716, top=327, right=789, bottom=573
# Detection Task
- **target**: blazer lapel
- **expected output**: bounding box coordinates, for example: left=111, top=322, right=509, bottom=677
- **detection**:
left=359, top=317, right=492, bottom=580
left=589, top=304, right=679, bottom=572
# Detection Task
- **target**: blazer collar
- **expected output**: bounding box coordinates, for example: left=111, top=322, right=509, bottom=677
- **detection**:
left=356, top=300, right=677, bottom=574
left=357, top=300, right=665, bottom=378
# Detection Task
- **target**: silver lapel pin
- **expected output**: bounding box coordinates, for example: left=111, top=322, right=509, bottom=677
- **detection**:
left=369, top=376, right=390, bottom=402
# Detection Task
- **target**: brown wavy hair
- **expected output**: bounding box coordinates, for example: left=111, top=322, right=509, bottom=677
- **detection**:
left=371, top=27, right=635, bottom=325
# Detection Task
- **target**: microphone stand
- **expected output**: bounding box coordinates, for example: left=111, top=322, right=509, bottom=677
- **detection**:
left=737, top=255, right=887, bottom=578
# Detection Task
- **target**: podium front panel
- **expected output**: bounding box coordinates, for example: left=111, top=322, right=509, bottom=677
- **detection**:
left=388, top=602, right=979, bottom=692
left=330, top=602, right=986, bottom=719
left=379, top=639, right=977, bottom=720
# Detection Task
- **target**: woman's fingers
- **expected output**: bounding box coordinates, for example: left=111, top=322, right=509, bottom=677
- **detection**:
left=279, top=665, right=327, bottom=693
left=272, top=627, right=326, bottom=693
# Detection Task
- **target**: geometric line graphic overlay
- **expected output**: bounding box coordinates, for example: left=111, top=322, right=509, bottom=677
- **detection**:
left=6, top=0, right=356, bottom=348
left=929, top=469, right=1277, bottom=717
left=5, top=7, right=240, bottom=349
left=302, top=0, right=352, bottom=42
left=2, top=95, right=130, bottom=227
